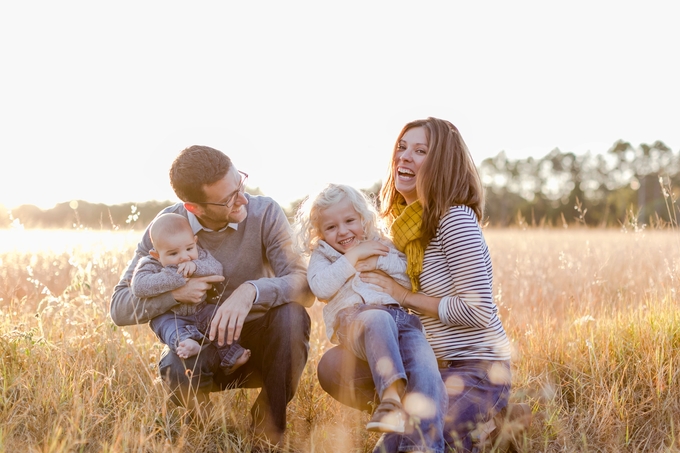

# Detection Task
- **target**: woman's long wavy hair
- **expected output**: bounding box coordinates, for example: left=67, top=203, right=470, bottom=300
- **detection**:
left=293, top=183, right=385, bottom=256
left=379, top=117, right=484, bottom=245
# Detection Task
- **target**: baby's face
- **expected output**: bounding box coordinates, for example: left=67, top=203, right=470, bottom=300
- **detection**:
left=154, top=229, right=199, bottom=267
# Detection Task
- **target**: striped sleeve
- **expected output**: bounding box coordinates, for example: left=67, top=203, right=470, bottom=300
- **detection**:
left=436, top=207, right=495, bottom=328
left=418, top=206, right=510, bottom=361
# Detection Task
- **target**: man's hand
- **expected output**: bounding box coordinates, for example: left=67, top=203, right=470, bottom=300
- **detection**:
left=177, top=261, right=198, bottom=277
left=171, top=275, right=225, bottom=304
left=209, top=283, right=256, bottom=346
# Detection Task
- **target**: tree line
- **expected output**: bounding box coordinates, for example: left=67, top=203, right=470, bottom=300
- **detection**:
left=479, top=140, right=679, bottom=227
left=3, top=139, right=678, bottom=230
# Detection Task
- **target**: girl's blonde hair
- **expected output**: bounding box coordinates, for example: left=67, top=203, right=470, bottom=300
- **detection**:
left=293, top=183, right=384, bottom=256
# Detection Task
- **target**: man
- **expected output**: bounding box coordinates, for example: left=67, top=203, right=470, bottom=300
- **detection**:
left=110, top=145, right=314, bottom=445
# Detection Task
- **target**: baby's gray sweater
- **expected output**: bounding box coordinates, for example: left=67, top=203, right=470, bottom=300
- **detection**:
left=131, top=247, right=223, bottom=316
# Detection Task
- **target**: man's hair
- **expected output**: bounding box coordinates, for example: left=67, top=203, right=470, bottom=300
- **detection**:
left=380, top=117, right=484, bottom=245
left=292, top=183, right=385, bottom=256
left=149, top=213, right=193, bottom=248
left=169, top=145, right=233, bottom=202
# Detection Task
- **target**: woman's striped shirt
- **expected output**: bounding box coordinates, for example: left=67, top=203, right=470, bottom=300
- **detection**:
left=417, top=205, right=511, bottom=361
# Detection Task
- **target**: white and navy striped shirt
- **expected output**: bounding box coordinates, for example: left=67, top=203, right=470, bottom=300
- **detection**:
left=417, top=205, right=511, bottom=361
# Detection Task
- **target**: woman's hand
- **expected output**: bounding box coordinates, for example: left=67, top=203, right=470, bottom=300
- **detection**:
left=363, top=270, right=441, bottom=318
left=360, top=270, right=409, bottom=304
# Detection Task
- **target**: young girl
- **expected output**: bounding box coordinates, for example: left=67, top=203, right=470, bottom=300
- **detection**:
left=293, top=184, right=446, bottom=452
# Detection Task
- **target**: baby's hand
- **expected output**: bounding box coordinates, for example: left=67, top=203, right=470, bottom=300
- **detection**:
left=177, top=261, right=197, bottom=277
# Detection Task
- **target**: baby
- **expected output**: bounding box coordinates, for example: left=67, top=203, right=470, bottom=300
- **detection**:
left=131, top=212, right=250, bottom=372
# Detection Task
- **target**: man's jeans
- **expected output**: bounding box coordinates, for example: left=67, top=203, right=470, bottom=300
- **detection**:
left=159, top=303, right=311, bottom=443
left=333, top=304, right=447, bottom=453
left=318, top=337, right=510, bottom=452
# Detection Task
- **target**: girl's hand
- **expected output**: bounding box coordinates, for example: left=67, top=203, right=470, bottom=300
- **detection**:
left=344, top=241, right=388, bottom=267
left=355, top=255, right=378, bottom=272
left=177, top=261, right=197, bottom=277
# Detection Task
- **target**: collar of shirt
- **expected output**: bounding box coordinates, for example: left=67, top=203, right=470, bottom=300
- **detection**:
left=186, top=210, right=239, bottom=234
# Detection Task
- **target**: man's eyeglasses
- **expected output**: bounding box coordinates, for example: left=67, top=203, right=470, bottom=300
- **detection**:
left=194, top=171, right=248, bottom=209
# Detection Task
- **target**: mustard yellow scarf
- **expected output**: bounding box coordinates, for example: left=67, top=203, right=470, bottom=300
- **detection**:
left=391, top=201, right=424, bottom=292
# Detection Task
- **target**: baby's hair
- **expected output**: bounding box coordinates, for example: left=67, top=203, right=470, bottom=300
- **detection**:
left=293, top=183, right=385, bottom=256
left=149, top=213, right=193, bottom=247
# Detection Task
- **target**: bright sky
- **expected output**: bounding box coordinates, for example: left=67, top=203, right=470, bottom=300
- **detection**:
left=1, top=1, right=678, bottom=211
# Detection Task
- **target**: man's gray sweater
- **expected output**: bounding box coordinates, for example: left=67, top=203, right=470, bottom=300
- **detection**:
left=110, top=194, right=314, bottom=326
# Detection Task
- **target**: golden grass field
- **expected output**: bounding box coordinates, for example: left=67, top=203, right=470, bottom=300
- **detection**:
left=0, top=225, right=679, bottom=452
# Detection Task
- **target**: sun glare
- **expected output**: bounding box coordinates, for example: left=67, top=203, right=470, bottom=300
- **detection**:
left=0, top=229, right=138, bottom=254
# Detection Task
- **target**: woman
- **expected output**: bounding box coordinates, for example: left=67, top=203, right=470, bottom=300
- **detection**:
left=317, top=117, right=513, bottom=452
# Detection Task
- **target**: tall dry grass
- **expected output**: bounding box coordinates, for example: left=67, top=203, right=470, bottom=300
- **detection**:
left=0, top=224, right=679, bottom=452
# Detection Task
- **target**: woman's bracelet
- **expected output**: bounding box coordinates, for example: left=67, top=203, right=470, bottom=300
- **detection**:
left=400, top=290, right=409, bottom=305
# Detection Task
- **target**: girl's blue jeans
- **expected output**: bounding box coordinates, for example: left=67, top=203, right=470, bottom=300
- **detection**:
left=334, top=304, right=447, bottom=453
